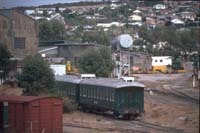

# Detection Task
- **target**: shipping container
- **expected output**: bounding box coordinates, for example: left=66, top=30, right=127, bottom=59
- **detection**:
left=0, top=95, right=63, bottom=133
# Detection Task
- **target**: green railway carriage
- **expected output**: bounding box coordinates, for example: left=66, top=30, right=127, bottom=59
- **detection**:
left=55, top=75, right=145, bottom=118
left=55, top=75, right=80, bottom=101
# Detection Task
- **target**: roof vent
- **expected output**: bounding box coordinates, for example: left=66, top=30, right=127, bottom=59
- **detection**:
left=80, top=74, right=96, bottom=79
left=122, top=76, right=135, bottom=82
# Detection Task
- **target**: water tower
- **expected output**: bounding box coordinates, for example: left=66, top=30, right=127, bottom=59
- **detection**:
left=112, top=34, right=133, bottom=78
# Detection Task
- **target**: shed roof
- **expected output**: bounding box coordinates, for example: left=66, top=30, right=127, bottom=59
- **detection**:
left=0, top=95, right=50, bottom=103
left=55, top=75, right=145, bottom=88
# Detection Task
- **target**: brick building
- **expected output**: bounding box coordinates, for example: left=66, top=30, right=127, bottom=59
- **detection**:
left=0, top=9, right=38, bottom=59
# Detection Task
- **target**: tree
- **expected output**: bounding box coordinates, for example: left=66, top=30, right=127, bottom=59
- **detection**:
left=138, top=25, right=155, bottom=44
left=0, top=43, right=14, bottom=83
left=78, top=47, right=114, bottom=77
left=39, top=20, right=65, bottom=41
left=82, top=29, right=110, bottom=45
left=18, top=54, right=55, bottom=96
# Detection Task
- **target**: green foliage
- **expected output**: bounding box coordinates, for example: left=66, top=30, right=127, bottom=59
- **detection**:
left=78, top=47, right=114, bottom=77
left=18, top=54, right=55, bottom=96
left=138, top=25, right=155, bottom=44
left=82, top=29, right=110, bottom=45
left=137, top=25, right=199, bottom=56
left=98, top=2, right=137, bottom=22
left=62, top=11, right=95, bottom=26
left=63, top=97, right=77, bottom=113
left=0, top=43, right=13, bottom=81
left=39, top=20, right=65, bottom=41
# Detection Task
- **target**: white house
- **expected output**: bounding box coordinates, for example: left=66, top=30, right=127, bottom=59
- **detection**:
left=133, top=10, right=141, bottom=14
left=129, top=14, right=142, bottom=21
left=50, top=13, right=65, bottom=25
left=25, top=10, right=35, bottom=15
left=152, top=56, right=172, bottom=72
left=153, top=4, right=166, bottom=10
left=180, top=11, right=196, bottom=21
left=59, top=7, right=66, bottom=12
left=97, top=22, right=125, bottom=28
left=171, top=18, right=185, bottom=25
left=128, top=22, right=143, bottom=27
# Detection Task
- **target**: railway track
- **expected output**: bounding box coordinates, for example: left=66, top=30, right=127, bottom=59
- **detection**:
left=63, top=122, right=149, bottom=133
left=129, top=120, right=184, bottom=133
left=63, top=120, right=184, bottom=133
left=145, top=89, right=199, bottom=104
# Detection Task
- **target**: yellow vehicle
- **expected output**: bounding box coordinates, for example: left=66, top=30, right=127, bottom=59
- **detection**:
left=66, top=61, right=78, bottom=74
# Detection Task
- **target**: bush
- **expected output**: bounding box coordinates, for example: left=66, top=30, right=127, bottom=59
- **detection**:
left=63, top=97, right=77, bottom=113
left=18, top=54, right=55, bottom=96
left=78, top=47, right=114, bottom=77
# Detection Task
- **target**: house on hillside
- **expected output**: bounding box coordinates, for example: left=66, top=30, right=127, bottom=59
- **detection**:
left=129, top=14, right=142, bottom=22
left=179, top=11, right=196, bottom=21
left=0, top=9, right=38, bottom=59
left=171, top=18, right=185, bottom=26
left=153, top=4, right=167, bottom=10
left=50, top=13, right=65, bottom=25
left=133, top=10, right=141, bottom=15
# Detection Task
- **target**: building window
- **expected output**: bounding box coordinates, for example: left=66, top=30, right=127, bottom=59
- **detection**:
left=14, top=37, right=25, bottom=49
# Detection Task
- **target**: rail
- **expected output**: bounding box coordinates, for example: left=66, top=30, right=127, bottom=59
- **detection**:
left=145, top=89, right=199, bottom=104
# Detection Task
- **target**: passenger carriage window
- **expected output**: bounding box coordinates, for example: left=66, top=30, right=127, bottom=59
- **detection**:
left=94, top=88, right=96, bottom=99
left=87, top=88, right=90, bottom=98
left=101, top=89, right=103, bottom=100
left=83, top=88, right=86, bottom=97
left=102, top=89, right=104, bottom=100
left=90, top=88, right=92, bottom=98
left=67, top=87, right=69, bottom=95
left=64, top=87, right=66, bottom=95
left=64, top=88, right=66, bottom=95
left=95, top=88, right=98, bottom=99
left=97, top=88, right=99, bottom=99
left=85, top=88, right=87, bottom=97
left=60, top=88, right=62, bottom=95
left=106, top=89, right=109, bottom=101
left=100, top=89, right=102, bottom=99
left=88, top=88, right=90, bottom=98
left=107, top=89, right=109, bottom=101
left=104, top=89, right=106, bottom=100
left=69, top=88, right=71, bottom=95
left=103, top=89, right=105, bottom=100
left=91, top=88, right=93, bottom=98
left=96, top=88, right=98, bottom=99
left=93, top=88, right=95, bottom=98
left=111, top=91, right=114, bottom=102
left=72, top=88, right=75, bottom=95
left=86, top=88, right=88, bottom=97
left=98, top=88, right=101, bottom=99
left=108, top=89, right=111, bottom=101
left=80, top=88, right=82, bottom=96
left=105, top=89, right=108, bottom=100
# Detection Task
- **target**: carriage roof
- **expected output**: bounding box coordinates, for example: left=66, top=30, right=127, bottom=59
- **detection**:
left=55, top=75, right=145, bottom=89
